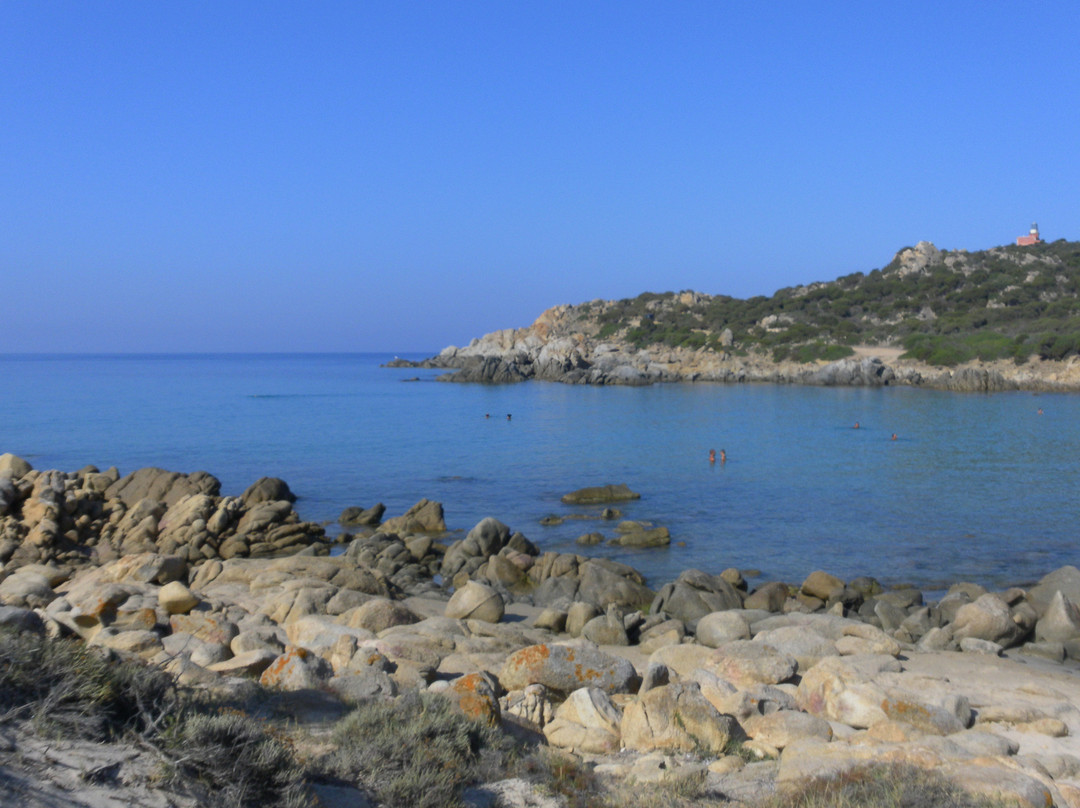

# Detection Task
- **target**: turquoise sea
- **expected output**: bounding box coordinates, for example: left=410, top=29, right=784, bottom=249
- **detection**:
left=2, top=353, right=1077, bottom=592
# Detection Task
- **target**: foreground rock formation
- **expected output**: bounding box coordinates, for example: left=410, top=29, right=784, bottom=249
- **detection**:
left=5, top=454, right=1080, bottom=806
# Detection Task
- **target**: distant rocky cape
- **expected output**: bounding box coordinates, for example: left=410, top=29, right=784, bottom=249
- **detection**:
left=393, top=303, right=1080, bottom=393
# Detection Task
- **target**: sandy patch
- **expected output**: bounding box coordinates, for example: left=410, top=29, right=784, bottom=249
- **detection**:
left=851, top=344, right=905, bottom=363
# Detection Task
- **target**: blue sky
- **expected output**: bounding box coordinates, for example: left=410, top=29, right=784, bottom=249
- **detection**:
left=2, top=2, right=1077, bottom=352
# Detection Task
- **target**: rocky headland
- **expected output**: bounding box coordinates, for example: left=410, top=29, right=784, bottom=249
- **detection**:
left=396, top=240, right=1080, bottom=392
left=402, top=313, right=1080, bottom=392
left=4, top=453, right=1080, bottom=806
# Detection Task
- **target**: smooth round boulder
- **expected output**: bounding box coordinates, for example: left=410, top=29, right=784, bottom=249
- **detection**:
left=696, top=611, right=751, bottom=648
left=445, top=581, right=505, bottom=623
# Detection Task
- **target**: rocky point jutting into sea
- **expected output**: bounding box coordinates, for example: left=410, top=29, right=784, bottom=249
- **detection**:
left=5, top=451, right=1080, bottom=806
left=396, top=241, right=1080, bottom=392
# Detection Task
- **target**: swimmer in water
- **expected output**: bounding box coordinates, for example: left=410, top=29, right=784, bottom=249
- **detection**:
left=708, top=449, right=716, bottom=463
left=891, top=433, right=897, bottom=441
left=507, top=414, right=512, bottom=421
left=1038, top=408, right=1043, bottom=415
left=854, top=422, right=860, bottom=429
left=720, top=449, right=727, bottom=464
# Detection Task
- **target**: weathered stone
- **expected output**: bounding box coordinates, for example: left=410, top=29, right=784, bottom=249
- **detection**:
left=499, top=641, right=640, bottom=697
left=543, top=687, right=622, bottom=754
left=1035, top=590, right=1080, bottom=643
left=1027, top=565, right=1080, bottom=617
left=581, top=606, right=629, bottom=646
left=381, top=499, right=446, bottom=534
left=346, top=598, right=420, bottom=634
left=620, top=682, right=742, bottom=755
left=744, top=582, right=789, bottom=612
left=743, top=710, right=832, bottom=750
left=953, top=594, right=1026, bottom=647
left=534, top=608, right=567, bottom=633
left=158, top=580, right=199, bottom=615
left=754, top=626, right=838, bottom=671
left=705, top=640, right=798, bottom=687
left=445, top=672, right=501, bottom=726
left=560, top=484, right=640, bottom=505
left=796, top=655, right=899, bottom=729
left=0, top=572, right=55, bottom=609
left=204, top=651, right=275, bottom=682
left=801, top=570, right=844, bottom=601
left=0, top=453, right=32, bottom=479
left=696, top=611, right=751, bottom=647
left=260, top=646, right=334, bottom=690
left=651, top=569, right=742, bottom=629
left=241, top=477, right=296, bottom=507
left=445, top=581, right=504, bottom=623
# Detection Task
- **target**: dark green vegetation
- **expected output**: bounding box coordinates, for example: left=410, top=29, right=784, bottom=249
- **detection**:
left=585, top=240, right=1080, bottom=365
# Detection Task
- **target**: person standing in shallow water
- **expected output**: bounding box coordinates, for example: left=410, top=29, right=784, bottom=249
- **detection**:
left=720, top=449, right=726, bottom=464
left=709, top=449, right=716, bottom=464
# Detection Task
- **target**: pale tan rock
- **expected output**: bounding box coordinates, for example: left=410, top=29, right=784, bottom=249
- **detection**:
left=695, top=610, right=751, bottom=647
left=946, top=759, right=1056, bottom=808
left=343, top=597, right=419, bottom=633
left=743, top=710, right=833, bottom=750
left=543, top=687, right=622, bottom=754
left=754, top=626, right=838, bottom=671
left=705, top=640, right=798, bottom=688
left=158, top=580, right=199, bottom=615
left=620, top=682, right=741, bottom=755
left=796, top=655, right=891, bottom=729
left=208, top=649, right=279, bottom=677
left=647, top=643, right=714, bottom=678
left=259, top=646, right=333, bottom=690
left=801, top=570, right=844, bottom=601
left=96, top=629, right=163, bottom=660
left=445, top=581, right=504, bottom=623
left=953, top=594, right=1023, bottom=647
left=1035, top=590, right=1080, bottom=643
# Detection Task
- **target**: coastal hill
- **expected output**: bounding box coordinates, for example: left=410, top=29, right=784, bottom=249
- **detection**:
left=403, top=239, right=1080, bottom=391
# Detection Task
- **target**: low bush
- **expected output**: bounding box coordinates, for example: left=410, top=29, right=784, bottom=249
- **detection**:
left=158, top=710, right=308, bottom=808
left=755, top=763, right=1004, bottom=808
left=322, top=690, right=505, bottom=808
left=0, top=628, right=177, bottom=741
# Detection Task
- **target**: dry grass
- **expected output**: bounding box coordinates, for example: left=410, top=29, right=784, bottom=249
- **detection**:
left=321, top=689, right=508, bottom=808
left=757, top=763, right=1006, bottom=808
left=0, top=629, right=309, bottom=808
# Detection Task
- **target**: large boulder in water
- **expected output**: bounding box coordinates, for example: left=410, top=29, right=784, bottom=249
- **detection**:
left=560, top=484, right=641, bottom=505
left=241, top=477, right=296, bottom=507
left=0, top=453, right=32, bottom=480
left=381, top=499, right=446, bottom=534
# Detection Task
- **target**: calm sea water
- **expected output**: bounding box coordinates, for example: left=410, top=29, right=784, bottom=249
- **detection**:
left=2, top=353, right=1077, bottom=592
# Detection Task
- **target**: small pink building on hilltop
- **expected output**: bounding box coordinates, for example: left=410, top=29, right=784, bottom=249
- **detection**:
left=1017, top=222, right=1042, bottom=246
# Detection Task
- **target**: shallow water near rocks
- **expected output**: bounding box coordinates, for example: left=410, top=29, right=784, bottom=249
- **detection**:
left=3, top=353, right=1077, bottom=591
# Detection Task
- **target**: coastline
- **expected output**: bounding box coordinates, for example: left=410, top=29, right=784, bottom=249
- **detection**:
left=393, top=308, right=1080, bottom=391
left=5, top=454, right=1080, bottom=805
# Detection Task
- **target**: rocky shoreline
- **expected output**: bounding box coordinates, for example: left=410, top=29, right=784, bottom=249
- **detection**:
left=391, top=304, right=1080, bottom=391
left=4, top=453, right=1080, bottom=807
